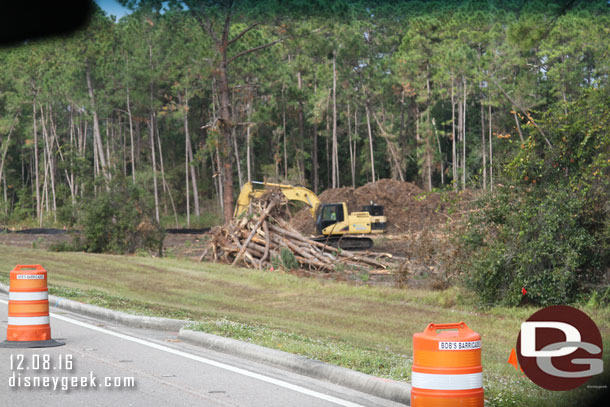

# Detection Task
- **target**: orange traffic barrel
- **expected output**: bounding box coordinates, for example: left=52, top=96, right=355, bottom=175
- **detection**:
left=0, top=265, right=63, bottom=348
left=412, top=322, right=483, bottom=407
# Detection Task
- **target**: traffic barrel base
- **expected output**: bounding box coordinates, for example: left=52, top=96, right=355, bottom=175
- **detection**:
left=411, top=388, right=484, bottom=407
left=0, top=339, right=64, bottom=348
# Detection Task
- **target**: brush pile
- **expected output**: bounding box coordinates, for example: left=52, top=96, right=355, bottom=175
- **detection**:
left=199, top=189, right=394, bottom=272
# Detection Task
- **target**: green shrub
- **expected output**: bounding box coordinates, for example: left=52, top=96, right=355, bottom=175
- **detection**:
left=79, top=177, right=165, bottom=255
left=280, top=247, right=299, bottom=270
left=458, top=88, right=610, bottom=307
left=48, top=236, right=85, bottom=252
left=586, top=286, right=610, bottom=308
left=463, top=183, right=604, bottom=306
left=271, top=248, right=300, bottom=271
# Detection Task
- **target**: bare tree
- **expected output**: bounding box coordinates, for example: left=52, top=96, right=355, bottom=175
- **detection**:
left=187, top=0, right=283, bottom=222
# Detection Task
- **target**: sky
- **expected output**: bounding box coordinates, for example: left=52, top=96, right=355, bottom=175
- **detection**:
left=94, top=0, right=132, bottom=21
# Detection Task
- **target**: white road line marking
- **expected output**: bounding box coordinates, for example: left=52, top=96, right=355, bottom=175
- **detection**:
left=0, top=298, right=365, bottom=407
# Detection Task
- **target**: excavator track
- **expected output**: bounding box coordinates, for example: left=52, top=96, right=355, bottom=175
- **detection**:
left=312, top=236, right=373, bottom=251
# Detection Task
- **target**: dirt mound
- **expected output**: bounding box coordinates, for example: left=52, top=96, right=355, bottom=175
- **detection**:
left=291, top=179, right=449, bottom=234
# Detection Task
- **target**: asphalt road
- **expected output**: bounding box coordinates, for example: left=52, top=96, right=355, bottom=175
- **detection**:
left=0, top=297, right=405, bottom=407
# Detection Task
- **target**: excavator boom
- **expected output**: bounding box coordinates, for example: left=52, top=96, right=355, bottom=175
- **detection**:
left=235, top=181, right=321, bottom=218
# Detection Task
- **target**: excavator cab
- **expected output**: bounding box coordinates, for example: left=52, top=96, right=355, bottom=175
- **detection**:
left=316, top=204, right=346, bottom=235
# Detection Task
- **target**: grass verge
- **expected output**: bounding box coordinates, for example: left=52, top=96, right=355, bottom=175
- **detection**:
left=0, top=245, right=608, bottom=407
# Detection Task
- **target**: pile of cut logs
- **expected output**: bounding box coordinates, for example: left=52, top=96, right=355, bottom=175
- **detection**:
left=199, top=189, right=394, bottom=272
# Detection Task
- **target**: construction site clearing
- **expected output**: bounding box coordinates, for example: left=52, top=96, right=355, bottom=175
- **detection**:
left=0, top=179, right=470, bottom=288
left=199, top=179, right=470, bottom=288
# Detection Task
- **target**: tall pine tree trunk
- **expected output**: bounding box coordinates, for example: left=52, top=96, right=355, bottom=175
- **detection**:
left=347, top=102, right=355, bottom=188
left=185, top=115, right=190, bottom=226
left=425, top=71, right=432, bottom=191
left=246, top=102, right=252, bottom=183
left=32, top=97, right=41, bottom=224
left=451, top=79, right=457, bottom=191
left=149, top=113, right=159, bottom=223
left=155, top=119, right=178, bottom=226
left=331, top=50, right=338, bottom=188
left=365, top=102, right=376, bottom=183
left=489, top=105, right=493, bottom=191
left=126, top=86, right=136, bottom=184
left=0, top=113, right=18, bottom=215
left=312, top=79, right=319, bottom=193
left=352, top=109, right=357, bottom=187
left=85, top=59, right=109, bottom=183
left=325, top=90, right=330, bottom=188
left=183, top=92, right=200, bottom=217
left=42, top=105, right=57, bottom=221
left=106, top=119, right=112, bottom=175
left=462, top=77, right=467, bottom=190
left=215, top=145, right=225, bottom=213
left=433, top=117, right=444, bottom=185
left=481, top=100, right=486, bottom=190
left=296, top=71, right=305, bottom=185
left=399, top=89, right=406, bottom=146
left=282, top=85, right=287, bottom=180
left=68, top=108, right=76, bottom=202
left=41, top=120, right=49, bottom=219
left=217, top=56, right=234, bottom=222
left=233, top=126, right=243, bottom=188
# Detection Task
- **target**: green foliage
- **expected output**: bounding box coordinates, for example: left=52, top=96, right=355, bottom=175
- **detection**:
left=0, top=188, right=35, bottom=227
left=48, top=236, right=85, bottom=252
left=272, top=247, right=299, bottom=271
left=31, top=237, right=45, bottom=249
left=79, top=176, right=165, bottom=255
left=460, top=88, right=610, bottom=306
left=585, top=286, right=610, bottom=308
left=358, top=271, right=369, bottom=282
left=465, top=187, right=595, bottom=306
left=280, top=247, right=299, bottom=270
left=334, top=262, right=346, bottom=273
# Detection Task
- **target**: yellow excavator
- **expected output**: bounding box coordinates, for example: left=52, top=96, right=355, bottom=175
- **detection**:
left=234, top=181, right=386, bottom=250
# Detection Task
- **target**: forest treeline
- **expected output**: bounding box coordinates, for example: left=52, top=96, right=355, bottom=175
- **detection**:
left=1, top=0, right=609, bottom=305
left=0, top=0, right=608, bottom=226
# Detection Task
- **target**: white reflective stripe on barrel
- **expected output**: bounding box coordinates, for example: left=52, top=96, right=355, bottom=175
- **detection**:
left=9, top=291, right=48, bottom=301
left=412, top=372, right=483, bottom=390
left=7, top=316, right=50, bottom=326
